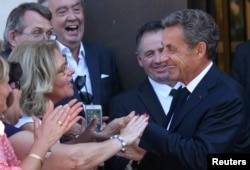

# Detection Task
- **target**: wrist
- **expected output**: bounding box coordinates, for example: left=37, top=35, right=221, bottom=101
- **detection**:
left=110, top=135, right=126, bottom=152
left=28, top=153, right=43, bottom=166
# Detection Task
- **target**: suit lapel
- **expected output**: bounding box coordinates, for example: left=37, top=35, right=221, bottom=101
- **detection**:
left=84, top=42, right=101, bottom=103
left=137, top=78, right=168, bottom=126
left=169, top=65, right=218, bottom=131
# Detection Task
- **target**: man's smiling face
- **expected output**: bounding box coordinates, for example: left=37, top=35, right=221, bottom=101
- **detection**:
left=48, top=0, right=84, bottom=47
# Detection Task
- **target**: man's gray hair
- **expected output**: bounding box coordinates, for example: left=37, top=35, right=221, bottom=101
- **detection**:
left=37, top=0, right=85, bottom=6
left=162, top=9, right=219, bottom=60
left=3, top=2, right=52, bottom=51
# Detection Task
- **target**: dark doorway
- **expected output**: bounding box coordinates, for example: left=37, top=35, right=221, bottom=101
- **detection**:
left=84, top=0, right=187, bottom=89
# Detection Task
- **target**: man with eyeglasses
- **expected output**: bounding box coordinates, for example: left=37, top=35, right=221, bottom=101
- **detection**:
left=38, top=0, right=123, bottom=117
left=0, top=2, right=58, bottom=132
left=0, top=3, right=56, bottom=58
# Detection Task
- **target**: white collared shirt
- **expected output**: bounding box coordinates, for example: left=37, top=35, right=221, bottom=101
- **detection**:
left=57, top=41, right=92, bottom=94
left=148, top=77, right=182, bottom=115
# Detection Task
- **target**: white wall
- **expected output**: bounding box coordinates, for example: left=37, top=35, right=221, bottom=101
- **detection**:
left=0, top=0, right=36, bottom=40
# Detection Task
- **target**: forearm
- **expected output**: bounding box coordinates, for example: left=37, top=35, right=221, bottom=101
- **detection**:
left=42, top=143, right=76, bottom=170
left=19, top=136, right=51, bottom=170
left=9, top=131, right=33, bottom=160
left=42, top=139, right=121, bottom=170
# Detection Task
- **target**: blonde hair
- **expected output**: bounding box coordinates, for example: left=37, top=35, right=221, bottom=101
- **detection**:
left=8, top=40, right=58, bottom=117
left=0, top=55, right=9, bottom=83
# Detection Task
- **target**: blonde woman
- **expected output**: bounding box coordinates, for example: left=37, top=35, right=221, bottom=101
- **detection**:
left=0, top=55, right=81, bottom=170
left=7, top=40, right=149, bottom=170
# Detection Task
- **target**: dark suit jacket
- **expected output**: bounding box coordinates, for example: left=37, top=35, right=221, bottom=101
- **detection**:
left=139, top=64, right=250, bottom=170
left=105, top=78, right=171, bottom=170
left=0, top=49, right=11, bottom=58
left=107, top=64, right=250, bottom=170
left=57, top=41, right=123, bottom=116
left=231, top=40, right=250, bottom=104
left=108, top=78, right=167, bottom=124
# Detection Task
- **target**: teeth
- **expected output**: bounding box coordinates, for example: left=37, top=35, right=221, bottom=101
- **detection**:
left=68, top=25, right=77, bottom=28
left=65, top=25, right=78, bottom=31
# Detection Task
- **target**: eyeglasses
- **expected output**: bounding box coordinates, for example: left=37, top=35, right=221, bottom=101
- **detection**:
left=17, top=31, right=57, bottom=40
left=9, top=80, right=21, bottom=90
left=75, top=75, right=93, bottom=104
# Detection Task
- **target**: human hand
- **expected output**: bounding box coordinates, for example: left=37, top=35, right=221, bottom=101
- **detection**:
left=62, top=122, right=82, bottom=141
left=73, top=116, right=109, bottom=143
left=61, top=99, right=83, bottom=141
left=4, top=89, right=23, bottom=125
left=99, top=116, right=109, bottom=131
left=67, top=99, right=83, bottom=118
left=33, top=100, right=81, bottom=147
left=75, top=115, right=99, bottom=143
left=117, top=138, right=146, bottom=161
left=120, top=113, right=149, bottom=145
left=94, top=111, right=135, bottom=141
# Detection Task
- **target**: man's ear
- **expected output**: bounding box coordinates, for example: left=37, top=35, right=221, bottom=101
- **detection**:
left=196, top=41, right=206, bottom=58
left=135, top=52, right=143, bottom=67
left=8, top=30, right=19, bottom=49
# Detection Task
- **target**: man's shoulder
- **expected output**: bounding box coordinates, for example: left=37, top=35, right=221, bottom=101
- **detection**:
left=235, top=40, right=250, bottom=52
left=0, top=49, right=11, bottom=58
left=82, top=41, right=116, bottom=62
left=238, top=40, right=250, bottom=46
left=111, top=80, right=149, bottom=101
left=205, top=65, right=246, bottom=98
left=82, top=41, right=112, bottom=53
left=112, top=86, right=138, bottom=100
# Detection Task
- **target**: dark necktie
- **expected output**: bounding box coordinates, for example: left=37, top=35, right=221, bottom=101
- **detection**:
left=165, top=87, right=190, bottom=126
left=169, top=88, right=177, bottom=97
left=162, top=88, right=177, bottom=126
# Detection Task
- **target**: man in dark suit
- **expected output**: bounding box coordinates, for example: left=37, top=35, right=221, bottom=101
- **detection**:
left=38, top=0, right=122, bottom=116
left=37, top=0, right=122, bottom=147
left=105, top=20, right=181, bottom=169
left=231, top=40, right=250, bottom=104
left=110, top=9, right=250, bottom=170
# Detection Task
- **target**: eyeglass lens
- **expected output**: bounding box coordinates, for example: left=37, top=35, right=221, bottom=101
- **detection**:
left=47, top=34, right=57, bottom=40
left=75, top=75, right=93, bottom=104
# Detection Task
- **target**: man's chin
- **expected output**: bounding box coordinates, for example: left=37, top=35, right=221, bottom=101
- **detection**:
left=64, top=34, right=82, bottom=42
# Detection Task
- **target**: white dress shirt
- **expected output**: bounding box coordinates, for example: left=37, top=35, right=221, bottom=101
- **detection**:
left=57, top=41, right=93, bottom=95
left=148, top=77, right=182, bottom=116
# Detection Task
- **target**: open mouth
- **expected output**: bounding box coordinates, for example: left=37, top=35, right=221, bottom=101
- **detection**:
left=65, top=25, right=79, bottom=31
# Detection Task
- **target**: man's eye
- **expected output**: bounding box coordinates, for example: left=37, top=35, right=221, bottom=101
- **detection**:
left=33, top=32, right=41, bottom=35
left=145, top=53, right=154, bottom=58
left=73, top=7, right=80, bottom=12
left=166, top=46, right=176, bottom=53
left=58, top=10, right=66, bottom=15
left=32, top=32, right=43, bottom=37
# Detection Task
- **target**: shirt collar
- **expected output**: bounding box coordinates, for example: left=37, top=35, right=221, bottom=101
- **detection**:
left=185, top=61, right=213, bottom=93
left=148, top=77, right=182, bottom=98
left=57, top=40, right=70, bottom=54
left=56, top=41, right=85, bottom=59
